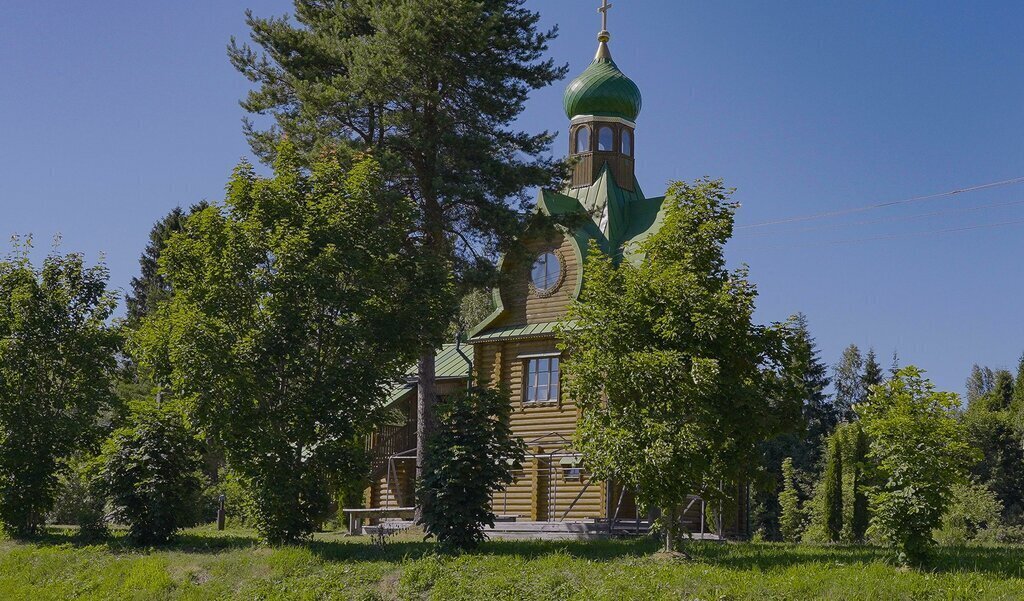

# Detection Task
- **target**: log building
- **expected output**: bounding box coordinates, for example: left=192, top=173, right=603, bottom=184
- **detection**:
left=362, top=8, right=748, bottom=539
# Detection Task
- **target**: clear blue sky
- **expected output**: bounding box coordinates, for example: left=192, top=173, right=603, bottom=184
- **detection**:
left=2, top=1, right=1023, bottom=395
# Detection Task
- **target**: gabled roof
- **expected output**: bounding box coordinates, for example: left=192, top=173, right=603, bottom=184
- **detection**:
left=386, top=343, right=471, bottom=404
left=468, top=163, right=668, bottom=341
left=538, top=164, right=666, bottom=263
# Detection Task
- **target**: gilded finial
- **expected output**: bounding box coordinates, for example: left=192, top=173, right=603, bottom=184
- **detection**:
left=598, top=0, right=612, bottom=42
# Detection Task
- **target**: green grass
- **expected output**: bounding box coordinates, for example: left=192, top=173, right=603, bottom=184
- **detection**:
left=1, top=527, right=1023, bottom=600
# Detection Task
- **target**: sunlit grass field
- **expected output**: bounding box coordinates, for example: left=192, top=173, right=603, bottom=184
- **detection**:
left=1, top=526, right=1023, bottom=600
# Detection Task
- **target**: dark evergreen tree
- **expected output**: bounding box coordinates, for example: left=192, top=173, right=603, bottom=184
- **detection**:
left=794, top=315, right=836, bottom=460
left=230, top=1, right=568, bottom=507
left=964, top=410, right=1024, bottom=522
left=751, top=314, right=832, bottom=540
left=990, top=370, right=1015, bottom=412
left=126, top=202, right=208, bottom=323
left=862, top=349, right=884, bottom=394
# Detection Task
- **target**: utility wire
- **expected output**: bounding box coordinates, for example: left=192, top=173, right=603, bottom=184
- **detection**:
left=751, top=216, right=1024, bottom=250
left=738, top=198, right=1024, bottom=238
left=737, top=176, right=1024, bottom=230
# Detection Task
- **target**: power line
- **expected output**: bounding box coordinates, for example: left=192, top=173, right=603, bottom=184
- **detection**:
left=751, top=216, right=1024, bottom=250
left=737, top=176, right=1024, bottom=230
left=738, top=198, right=1024, bottom=238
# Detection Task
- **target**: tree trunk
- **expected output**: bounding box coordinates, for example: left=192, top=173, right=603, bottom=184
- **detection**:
left=663, top=505, right=678, bottom=553
left=413, top=348, right=436, bottom=523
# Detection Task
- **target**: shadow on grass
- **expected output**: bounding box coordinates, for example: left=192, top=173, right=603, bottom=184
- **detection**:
left=684, top=541, right=1024, bottom=580
left=24, top=526, right=260, bottom=554
left=305, top=534, right=662, bottom=563
left=23, top=527, right=1024, bottom=579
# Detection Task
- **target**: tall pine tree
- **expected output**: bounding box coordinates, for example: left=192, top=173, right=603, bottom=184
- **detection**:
left=862, top=349, right=884, bottom=393
left=230, top=1, right=568, bottom=508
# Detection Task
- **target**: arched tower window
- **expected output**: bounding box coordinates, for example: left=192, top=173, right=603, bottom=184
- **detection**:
left=575, top=126, right=591, bottom=154
left=621, top=129, right=633, bottom=156
left=597, top=126, right=614, bottom=152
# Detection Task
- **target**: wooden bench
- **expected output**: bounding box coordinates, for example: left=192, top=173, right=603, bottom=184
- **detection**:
left=342, top=507, right=415, bottom=535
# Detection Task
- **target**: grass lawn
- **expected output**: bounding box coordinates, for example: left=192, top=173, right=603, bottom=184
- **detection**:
left=1, top=527, right=1023, bottom=600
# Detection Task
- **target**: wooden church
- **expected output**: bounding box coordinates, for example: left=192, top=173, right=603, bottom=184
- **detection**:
left=361, top=7, right=749, bottom=539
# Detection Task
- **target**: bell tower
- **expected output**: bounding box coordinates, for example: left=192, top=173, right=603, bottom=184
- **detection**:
left=563, top=0, right=643, bottom=191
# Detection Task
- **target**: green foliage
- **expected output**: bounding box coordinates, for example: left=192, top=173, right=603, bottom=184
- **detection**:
left=6, top=531, right=1024, bottom=598
left=935, top=481, right=1003, bottom=546
left=47, top=454, right=107, bottom=540
left=833, top=344, right=864, bottom=422
left=751, top=314, right=832, bottom=541
left=134, top=143, right=443, bottom=543
left=199, top=467, right=254, bottom=527
left=862, top=349, right=884, bottom=392
left=418, top=387, right=525, bottom=551
left=95, top=401, right=205, bottom=545
left=966, top=364, right=995, bottom=407
left=962, top=401, right=1024, bottom=521
left=1013, top=353, right=1024, bottom=419
left=230, top=0, right=567, bottom=278
left=857, top=367, right=976, bottom=565
left=445, top=288, right=497, bottom=340
left=558, top=178, right=800, bottom=550
left=804, top=431, right=845, bottom=544
left=839, top=422, right=871, bottom=543
left=778, top=458, right=805, bottom=542
left=0, top=245, right=119, bottom=536
left=125, top=203, right=209, bottom=324
left=805, top=422, right=871, bottom=544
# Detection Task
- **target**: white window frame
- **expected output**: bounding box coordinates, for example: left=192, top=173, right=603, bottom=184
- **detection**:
left=524, top=356, right=560, bottom=404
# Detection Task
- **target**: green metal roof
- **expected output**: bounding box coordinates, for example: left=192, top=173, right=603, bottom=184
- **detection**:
left=386, top=344, right=471, bottom=404
left=468, top=322, right=560, bottom=343
left=563, top=42, right=642, bottom=122
left=540, top=166, right=666, bottom=264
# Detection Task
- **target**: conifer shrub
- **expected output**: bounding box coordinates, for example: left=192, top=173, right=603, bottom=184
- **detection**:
left=95, top=401, right=204, bottom=545
left=839, top=422, right=870, bottom=543
left=418, top=387, right=525, bottom=551
left=778, top=457, right=806, bottom=542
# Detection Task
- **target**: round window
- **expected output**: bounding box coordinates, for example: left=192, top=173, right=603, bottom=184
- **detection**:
left=531, top=252, right=562, bottom=294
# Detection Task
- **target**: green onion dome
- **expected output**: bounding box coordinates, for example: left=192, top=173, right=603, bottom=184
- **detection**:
left=563, top=41, right=642, bottom=122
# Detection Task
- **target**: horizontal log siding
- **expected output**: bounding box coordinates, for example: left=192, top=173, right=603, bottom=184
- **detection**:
left=493, top=233, right=579, bottom=329
left=472, top=336, right=605, bottom=520
left=369, top=460, right=414, bottom=510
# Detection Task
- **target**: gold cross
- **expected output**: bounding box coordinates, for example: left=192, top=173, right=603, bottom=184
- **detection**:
left=599, top=0, right=613, bottom=32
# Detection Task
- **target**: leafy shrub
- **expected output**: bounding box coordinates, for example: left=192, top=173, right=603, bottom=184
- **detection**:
left=973, top=524, right=1024, bottom=545
left=418, top=387, right=525, bottom=551
left=934, top=482, right=1003, bottom=546
left=857, top=367, right=976, bottom=564
left=0, top=249, right=119, bottom=536
left=199, top=467, right=255, bottom=527
left=95, top=401, right=204, bottom=544
left=47, top=455, right=107, bottom=540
